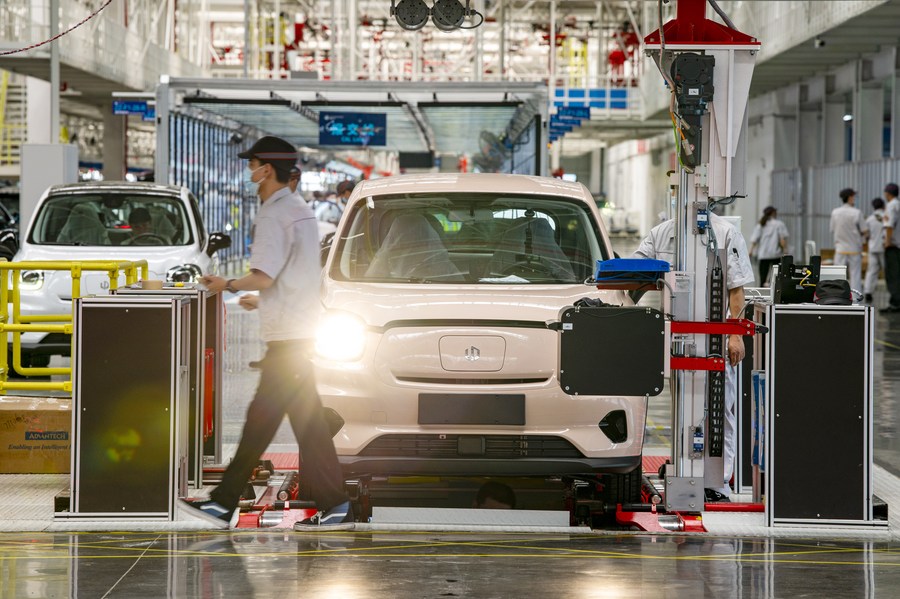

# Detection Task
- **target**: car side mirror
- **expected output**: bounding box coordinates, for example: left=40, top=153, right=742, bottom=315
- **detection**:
left=207, top=232, right=231, bottom=256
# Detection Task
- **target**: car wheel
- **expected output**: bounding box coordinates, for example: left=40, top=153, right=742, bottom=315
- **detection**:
left=601, top=466, right=642, bottom=505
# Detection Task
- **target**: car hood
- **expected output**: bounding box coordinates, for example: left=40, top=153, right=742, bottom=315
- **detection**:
left=321, top=279, right=631, bottom=327
left=15, top=244, right=206, bottom=277
left=14, top=244, right=209, bottom=300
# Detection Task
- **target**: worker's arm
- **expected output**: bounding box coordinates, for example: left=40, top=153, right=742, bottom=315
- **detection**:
left=726, top=286, right=746, bottom=366
left=886, top=205, right=895, bottom=248
left=200, top=269, right=274, bottom=294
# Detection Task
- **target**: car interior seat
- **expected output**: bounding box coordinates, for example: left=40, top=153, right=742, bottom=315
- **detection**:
left=365, top=213, right=464, bottom=281
left=488, top=216, right=575, bottom=281
left=57, top=204, right=110, bottom=245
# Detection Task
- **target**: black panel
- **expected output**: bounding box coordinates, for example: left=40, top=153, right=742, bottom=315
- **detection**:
left=773, top=311, right=865, bottom=520
left=418, top=394, right=525, bottom=425
left=78, top=305, right=172, bottom=513
left=398, top=152, right=434, bottom=169
left=739, top=332, right=754, bottom=486
left=558, top=307, right=665, bottom=396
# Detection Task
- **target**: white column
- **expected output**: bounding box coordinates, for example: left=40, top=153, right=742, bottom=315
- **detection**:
left=474, top=0, right=483, bottom=81
left=894, top=72, right=900, bottom=158
left=25, top=77, right=51, bottom=144
left=857, top=86, right=883, bottom=162
left=588, top=147, right=602, bottom=194
left=798, top=109, right=820, bottom=167
left=49, top=0, right=59, bottom=143
left=823, top=100, right=845, bottom=164
left=103, top=105, right=127, bottom=181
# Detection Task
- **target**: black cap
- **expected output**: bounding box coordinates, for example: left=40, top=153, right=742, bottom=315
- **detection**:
left=336, top=180, right=356, bottom=195
left=814, top=279, right=852, bottom=306
left=839, top=188, right=856, bottom=201
left=238, top=136, right=298, bottom=172
left=886, top=183, right=899, bottom=197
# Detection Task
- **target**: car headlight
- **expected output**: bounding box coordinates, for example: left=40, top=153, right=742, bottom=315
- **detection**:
left=315, top=312, right=367, bottom=361
left=166, top=264, right=202, bottom=283
left=19, top=270, right=44, bottom=290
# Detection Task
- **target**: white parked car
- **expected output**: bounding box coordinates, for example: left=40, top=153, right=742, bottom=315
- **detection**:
left=315, top=173, right=645, bottom=499
left=13, top=182, right=230, bottom=365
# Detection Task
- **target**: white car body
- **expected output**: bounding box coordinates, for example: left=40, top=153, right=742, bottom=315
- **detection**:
left=315, top=173, right=645, bottom=480
left=14, top=182, right=226, bottom=358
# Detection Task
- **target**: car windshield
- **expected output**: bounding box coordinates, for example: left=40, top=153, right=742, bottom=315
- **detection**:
left=29, top=193, right=192, bottom=247
left=331, top=192, right=607, bottom=284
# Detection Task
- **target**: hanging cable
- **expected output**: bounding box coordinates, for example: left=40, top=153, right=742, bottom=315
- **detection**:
left=707, top=0, right=737, bottom=30
left=0, top=0, right=115, bottom=56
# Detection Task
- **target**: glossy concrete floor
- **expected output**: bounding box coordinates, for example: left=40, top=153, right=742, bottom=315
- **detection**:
left=5, top=251, right=900, bottom=598
left=2, top=530, right=899, bottom=598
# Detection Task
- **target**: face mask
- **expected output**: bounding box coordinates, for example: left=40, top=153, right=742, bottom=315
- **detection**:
left=243, top=165, right=264, bottom=196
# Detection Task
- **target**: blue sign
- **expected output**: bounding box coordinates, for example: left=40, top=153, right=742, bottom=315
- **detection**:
left=113, top=100, right=149, bottom=116
left=142, top=107, right=156, bottom=122
left=319, top=112, right=387, bottom=147
left=558, top=106, right=591, bottom=119
left=550, top=124, right=573, bottom=134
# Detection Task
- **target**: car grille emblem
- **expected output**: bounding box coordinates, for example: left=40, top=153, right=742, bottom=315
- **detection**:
left=465, top=346, right=480, bottom=361
left=101, top=281, right=109, bottom=290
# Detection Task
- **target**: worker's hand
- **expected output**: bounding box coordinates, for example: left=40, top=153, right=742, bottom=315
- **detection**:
left=200, top=274, right=227, bottom=294
left=238, top=294, right=259, bottom=311
left=727, top=335, right=745, bottom=367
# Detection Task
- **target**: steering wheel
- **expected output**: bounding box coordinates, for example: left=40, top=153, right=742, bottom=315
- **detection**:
left=497, top=257, right=559, bottom=279
left=125, top=233, right=169, bottom=246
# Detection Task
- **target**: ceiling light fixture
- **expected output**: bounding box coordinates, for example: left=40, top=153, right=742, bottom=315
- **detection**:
left=391, top=0, right=430, bottom=31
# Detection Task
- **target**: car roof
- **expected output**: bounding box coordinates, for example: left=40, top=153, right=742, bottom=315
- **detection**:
left=44, top=182, right=186, bottom=197
left=354, top=173, right=591, bottom=202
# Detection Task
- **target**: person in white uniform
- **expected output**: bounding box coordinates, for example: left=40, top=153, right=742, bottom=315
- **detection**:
left=864, top=197, right=886, bottom=304
left=633, top=212, right=755, bottom=501
left=830, top=188, right=867, bottom=293
left=749, top=206, right=789, bottom=286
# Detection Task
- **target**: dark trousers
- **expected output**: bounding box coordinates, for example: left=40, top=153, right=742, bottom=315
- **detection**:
left=758, top=258, right=780, bottom=287
left=886, top=246, right=900, bottom=307
left=210, top=341, right=348, bottom=511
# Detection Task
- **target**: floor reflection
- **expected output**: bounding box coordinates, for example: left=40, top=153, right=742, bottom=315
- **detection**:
left=1, top=531, right=897, bottom=598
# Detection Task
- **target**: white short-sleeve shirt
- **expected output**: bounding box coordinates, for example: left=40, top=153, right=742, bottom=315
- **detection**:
left=250, top=187, right=323, bottom=342
left=633, top=213, right=755, bottom=291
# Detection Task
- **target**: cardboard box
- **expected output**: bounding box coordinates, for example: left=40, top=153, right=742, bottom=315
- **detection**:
left=0, top=397, right=71, bottom=473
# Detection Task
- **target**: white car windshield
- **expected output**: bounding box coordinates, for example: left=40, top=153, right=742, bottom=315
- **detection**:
left=29, top=193, right=192, bottom=247
left=332, top=193, right=607, bottom=284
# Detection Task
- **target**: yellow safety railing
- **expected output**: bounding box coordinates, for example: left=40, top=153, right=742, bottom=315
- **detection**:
left=0, top=260, right=149, bottom=393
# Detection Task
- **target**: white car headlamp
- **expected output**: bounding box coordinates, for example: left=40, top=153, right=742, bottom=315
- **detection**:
left=19, top=270, right=44, bottom=290
left=316, top=312, right=367, bottom=361
left=166, top=264, right=202, bottom=283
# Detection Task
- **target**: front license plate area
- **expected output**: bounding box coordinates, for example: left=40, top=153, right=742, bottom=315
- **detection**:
left=418, top=394, right=525, bottom=425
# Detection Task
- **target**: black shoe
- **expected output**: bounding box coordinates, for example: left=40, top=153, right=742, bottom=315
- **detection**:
left=178, top=499, right=239, bottom=528
left=704, top=489, right=731, bottom=503
left=293, top=501, right=355, bottom=530
left=865, top=294, right=874, bottom=304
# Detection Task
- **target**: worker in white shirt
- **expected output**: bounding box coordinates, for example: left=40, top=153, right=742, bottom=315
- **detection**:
left=633, top=213, right=755, bottom=502
left=830, top=188, right=867, bottom=293
left=864, top=198, right=886, bottom=304
left=749, top=206, right=789, bottom=286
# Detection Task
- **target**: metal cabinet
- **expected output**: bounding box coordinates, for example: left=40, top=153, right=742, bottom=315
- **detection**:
left=115, top=285, right=224, bottom=487
left=764, top=304, right=880, bottom=527
left=65, top=296, right=190, bottom=520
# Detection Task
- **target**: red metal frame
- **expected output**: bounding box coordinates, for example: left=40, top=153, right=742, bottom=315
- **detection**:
left=671, top=318, right=765, bottom=337
left=643, top=0, right=760, bottom=46
left=671, top=356, right=725, bottom=372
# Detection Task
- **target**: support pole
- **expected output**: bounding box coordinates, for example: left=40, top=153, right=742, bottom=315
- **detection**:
left=49, top=0, right=59, bottom=143
left=243, top=0, right=250, bottom=77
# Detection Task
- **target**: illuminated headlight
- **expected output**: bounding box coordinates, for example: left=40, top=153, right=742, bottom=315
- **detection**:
left=166, top=264, right=203, bottom=283
left=20, top=270, right=44, bottom=290
left=316, top=312, right=366, bottom=361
